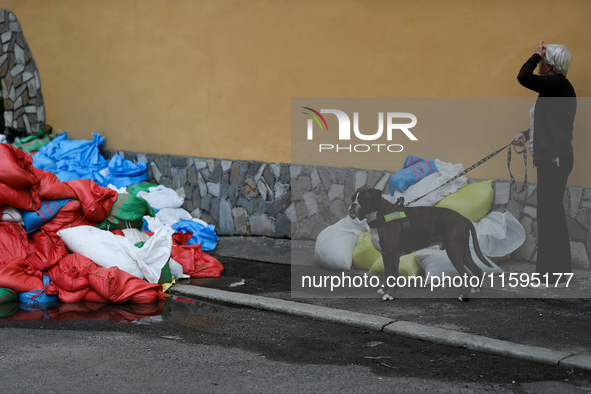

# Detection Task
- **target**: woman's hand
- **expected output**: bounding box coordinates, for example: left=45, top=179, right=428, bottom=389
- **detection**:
left=512, top=132, right=526, bottom=146
left=535, top=40, right=546, bottom=58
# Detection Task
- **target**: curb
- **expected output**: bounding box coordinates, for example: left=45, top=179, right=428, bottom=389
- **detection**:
left=171, top=284, right=591, bottom=371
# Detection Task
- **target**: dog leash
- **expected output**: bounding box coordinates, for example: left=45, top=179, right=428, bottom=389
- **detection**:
left=404, top=141, right=528, bottom=207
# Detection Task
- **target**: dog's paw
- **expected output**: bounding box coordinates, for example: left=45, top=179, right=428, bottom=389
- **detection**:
left=377, top=288, right=386, bottom=295
left=382, top=293, right=394, bottom=301
left=458, top=294, right=470, bottom=302
left=470, top=287, right=481, bottom=294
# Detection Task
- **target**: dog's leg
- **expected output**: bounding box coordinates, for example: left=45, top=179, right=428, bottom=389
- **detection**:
left=444, top=247, right=473, bottom=302
left=381, top=252, right=400, bottom=301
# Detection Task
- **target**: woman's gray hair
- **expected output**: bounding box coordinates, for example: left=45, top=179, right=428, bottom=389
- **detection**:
left=543, top=44, right=571, bottom=76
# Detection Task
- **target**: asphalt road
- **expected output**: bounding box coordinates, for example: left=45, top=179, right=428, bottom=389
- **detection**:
left=1, top=257, right=590, bottom=393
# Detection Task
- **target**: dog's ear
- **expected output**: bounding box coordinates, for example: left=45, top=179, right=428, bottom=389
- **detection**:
left=367, top=188, right=384, bottom=207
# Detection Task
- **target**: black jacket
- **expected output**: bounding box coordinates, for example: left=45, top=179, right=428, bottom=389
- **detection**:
left=517, top=53, right=576, bottom=161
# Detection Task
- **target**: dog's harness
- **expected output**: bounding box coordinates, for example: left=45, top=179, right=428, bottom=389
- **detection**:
left=367, top=197, right=414, bottom=255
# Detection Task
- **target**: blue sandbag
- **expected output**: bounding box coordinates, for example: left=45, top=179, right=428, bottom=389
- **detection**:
left=103, top=154, right=148, bottom=188
left=19, top=275, right=59, bottom=306
left=388, top=155, right=438, bottom=194
left=144, top=218, right=219, bottom=251
left=22, top=199, right=73, bottom=233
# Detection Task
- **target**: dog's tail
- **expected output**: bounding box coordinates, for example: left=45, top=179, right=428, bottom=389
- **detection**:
left=469, top=222, right=493, bottom=268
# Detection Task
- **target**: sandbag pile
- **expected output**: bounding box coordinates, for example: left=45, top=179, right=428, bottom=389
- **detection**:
left=315, top=156, right=526, bottom=285
left=0, top=139, right=224, bottom=307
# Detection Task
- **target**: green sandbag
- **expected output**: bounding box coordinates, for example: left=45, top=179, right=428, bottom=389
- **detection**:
left=13, top=134, right=53, bottom=153
left=97, top=193, right=155, bottom=230
left=0, top=288, right=18, bottom=304
left=0, top=302, right=18, bottom=318
left=127, top=182, right=159, bottom=196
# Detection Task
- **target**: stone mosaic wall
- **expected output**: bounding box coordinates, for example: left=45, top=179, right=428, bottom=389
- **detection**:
left=0, top=9, right=45, bottom=134
left=104, top=149, right=591, bottom=268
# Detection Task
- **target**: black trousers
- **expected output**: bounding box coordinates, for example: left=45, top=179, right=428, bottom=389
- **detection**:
left=534, top=152, right=574, bottom=278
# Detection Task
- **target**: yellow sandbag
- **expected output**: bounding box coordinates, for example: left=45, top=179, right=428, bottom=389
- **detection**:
left=369, top=252, right=423, bottom=277
left=352, top=233, right=382, bottom=270
left=435, top=180, right=493, bottom=222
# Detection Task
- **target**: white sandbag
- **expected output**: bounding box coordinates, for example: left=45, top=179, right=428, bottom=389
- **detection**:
left=143, top=214, right=209, bottom=232
left=137, top=185, right=184, bottom=209
left=384, top=159, right=467, bottom=207
left=107, top=184, right=128, bottom=194
left=414, top=245, right=503, bottom=284
left=121, top=228, right=150, bottom=244
left=169, top=257, right=190, bottom=279
left=314, top=216, right=370, bottom=270
left=156, top=207, right=193, bottom=226
left=1, top=206, right=23, bottom=224
left=474, top=211, right=525, bottom=257
left=58, top=225, right=173, bottom=283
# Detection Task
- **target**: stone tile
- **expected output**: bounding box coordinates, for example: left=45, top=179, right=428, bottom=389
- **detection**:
left=197, top=172, right=207, bottom=197
left=275, top=213, right=291, bottom=238
left=257, top=177, right=273, bottom=201
left=212, top=161, right=222, bottom=182
left=207, top=182, right=220, bottom=198
left=344, top=171, right=355, bottom=198
left=317, top=167, right=332, bottom=191
left=570, top=187, right=583, bottom=217
left=228, top=184, right=239, bottom=205
left=284, top=204, right=296, bottom=222
left=150, top=162, right=162, bottom=183
left=247, top=197, right=266, bottom=215
left=232, top=208, right=249, bottom=236
left=221, top=173, right=230, bottom=198
left=191, top=184, right=201, bottom=209
left=355, top=171, right=367, bottom=190
left=320, top=201, right=338, bottom=225
left=171, top=167, right=188, bottom=190
left=566, top=217, right=587, bottom=241
left=328, top=184, right=344, bottom=201
left=210, top=198, right=220, bottom=222
left=170, top=156, right=187, bottom=168
left=297, top=176, right=312, bottom=193
left=249, top=214, right=275, bottom=237
left=254, top=163, right=266, bottom=183
left=576, top=209, right=591, bottom=230
left=241, top=177, right=259, bottom=198
left=314, top=184, right=328, bottom=207
left=249, top=162, right=262, bottom=177
left=200, top=167, right=211, bottom=181
left=274, top=190, right=291, bottom=214
left=219, top=198, right=234, bottom=235
left=236, top=196, right=249, bottom=209
left=269, top=163, right=281, bottom=180
left=201, top=195, right=212, bottom=212
left=523, top=205, right=537, bottom=219
left=290, top=164, right=302, bottom=180
left=264, top=201, right=275, bottom=216
left=506, top=199, right=523, bottom=220
left=206, top=159, right=215, bottom=174
left=571, top=242, right=589, bottom=269
left=581, top=189, right=591, bottom=209
left=290, top=178, right=302, bottom=202
left=328, top=168, right=338, bottom=183
left=280, top=164, right=290, bottom=183
left=294, top=214, right=327, bottom=240
left=295, top=201, right=308, bottom=221
left=263, top=165, right=275, bottom=188
left=187, top=165, right=198, bottom=185
left=230, top=162, right=240, bottom=186
left=240, top=162, right=250, bottom=185
left=274, top=182, right=290, bottom=199
left=310, top=168, right=321, bottom=189
left=521, top=216, right=532, bottom=234
left=331, top=199, right=348, bottom=219
left=512, top=233, right=536, bottom=261
left=374, top=173, right=391, bottom=194
left=494, top=181, right=510, bottom=205
left=221, top=160, right=232, bottom=173
left=303, top=191, right=319, bottom=216
left=367, top=171, right=382, bottom=189
left=194, top=159, right=208, bottom=170
left=337, top=168, right=348, bottom=183
left=302, top=165, right=314, bottom=176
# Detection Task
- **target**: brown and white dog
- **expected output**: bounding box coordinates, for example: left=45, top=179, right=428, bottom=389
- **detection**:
left=348, top=188, right=492, bottom=301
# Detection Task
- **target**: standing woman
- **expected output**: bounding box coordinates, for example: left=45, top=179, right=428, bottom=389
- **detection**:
left=512, top=41, right=577, bottom=288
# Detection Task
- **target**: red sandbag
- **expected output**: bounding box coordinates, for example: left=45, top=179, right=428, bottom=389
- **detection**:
left=88, top=266, right=164, bottom=304
left=89, top=303, right=164, bottom=322
left=66, top=179, right=118, bottom=222
left=27, top=230, right=69, bottom=271
left=47, top=253, right=98, bottom=292
left=171, top=244, right=224, bottom=278
left=0, top=144, right=37, bottom=190
left=31, top=167, right=77, bottom=200
left=0, top=182, right=40, bottom=211
left=0, top=257, right=43, bottom=293
left=39, top=200, right=97, bottom=233
left=57, top=287, right=91, bottom=303
left=144, top=230, right=193, bottom=246
left=84, top=290, right=109, bottom=303
left=0, top=222, right=34, bottom=264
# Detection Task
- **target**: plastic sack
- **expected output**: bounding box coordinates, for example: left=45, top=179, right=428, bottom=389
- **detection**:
left=103, top=154, right=148, bottom=189
left=27, top=230, right=69, bottom=271
left=39, top=200, right=97, bottom=233
left=12, top=132, right=53, bottom=154
left=0, top=222, right=34, bottom=264
left=414, top=246, right=503, bottom=284
left=88, top=266, right=164, bottom=304
left=19, top=274, right=59, bottom=305
left=0, top=288, right=18, bottom=304
left=66, top=179, right=119, bottom=222
left=127, top=181, right=159, bottom=196
left=314, top=216, right=370, bottom=270
left=47, top=253, right=99, bottom=292
left=58, top=225, right=172, bottom=283
left=384, top=160, right=467, bottom=208
left=369, top=253, right=424, bottom=278
left=170, top=244, right=224, bottom=278
left=0, top=143, right=38, bottom=190
left=474, top=211, right=526, bottom=257
left=0, top=257, right=43, bottom=293
left=97, top=193, right=155, bottom=230
left=155, top=207, right=193, bottom=226
left=1, top=206, right=23, bottom=223
left=388, top=155, right=438, bottom=194
left=435, top=180, right=493, bottom=222
left=169, top=219, right=219, bottom=251
left=21, top=199, right=73, bottom=233
left=0, top=182, right=40, bottom=211
left=352, top=233, right=382, bottom=270
left=137, top=185, right=185, bottom=210
left=57, top=287, right=91, bottom=304
left=30, top=167, right=77, bottom=200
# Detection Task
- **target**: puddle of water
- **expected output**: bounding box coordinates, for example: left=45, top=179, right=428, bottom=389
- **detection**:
left=0, top=295, right=225, bottom=323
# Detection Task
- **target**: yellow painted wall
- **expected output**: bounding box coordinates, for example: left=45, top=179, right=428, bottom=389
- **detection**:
left=4, top=0, right=591, bottom=186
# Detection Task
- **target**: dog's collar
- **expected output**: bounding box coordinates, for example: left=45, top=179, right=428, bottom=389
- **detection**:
left=367, top=211, right=407, bottom=228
